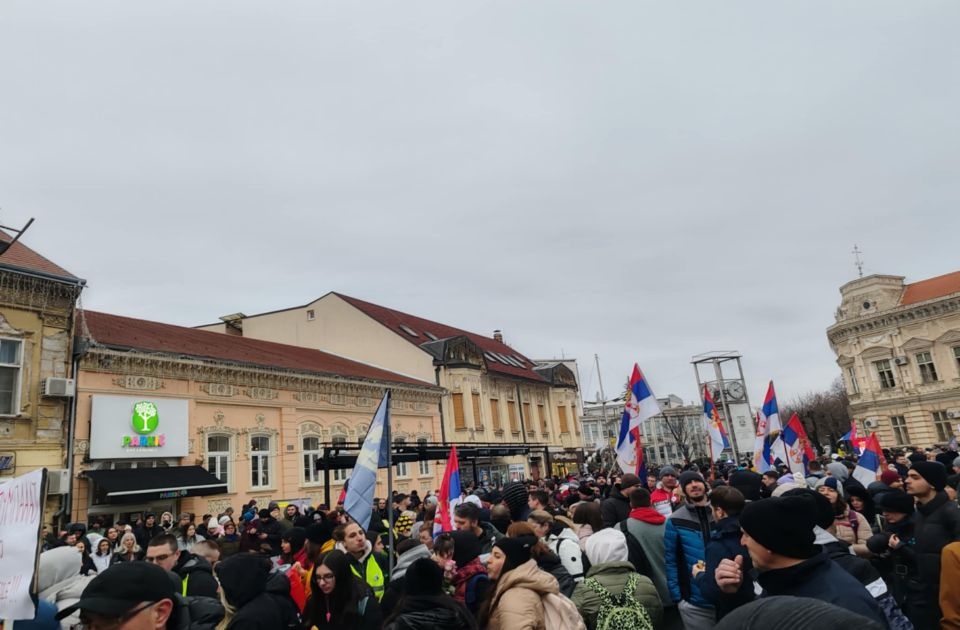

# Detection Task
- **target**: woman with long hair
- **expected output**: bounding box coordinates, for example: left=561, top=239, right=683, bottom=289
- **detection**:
left=111, top=532, right=142, bottom=563
left=505, top=522, right=575, bottom=596
left=177, top=522, right=205, bottom=552
left=75, top=540, right=98, bottom=575
left=104, top=526, right=120, bottom=552
left=816, top=477, right=870, bottom=556
left=91, top=537, right=113, bottom=573
left=303, top=549, right=382, bottom=630
left=572, top=502, right=604, bottom=551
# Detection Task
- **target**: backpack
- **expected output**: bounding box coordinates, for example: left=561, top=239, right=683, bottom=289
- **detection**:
left=618, top=521, right=653, bottom=579
left=583, top=573, right=653, bottom=630
left=541, top=591, right=587, bottom=630
left=463, top=572, right=490, bottom=614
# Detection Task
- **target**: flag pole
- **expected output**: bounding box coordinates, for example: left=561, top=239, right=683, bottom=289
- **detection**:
left=386, top=390, right=395, bottom=576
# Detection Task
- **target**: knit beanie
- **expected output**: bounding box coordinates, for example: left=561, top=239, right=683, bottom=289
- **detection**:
left=876, top=490, right=915, bottom=515
left=715, top=595, right=885, bottom=630
left=911, top=461, right=947, bottom=491
left=740, top=496, right=817, bottom=559
left=659, top=466, right=678, bottom=480
left=494, top=535, right=535, bottom=573
left=782, top=487, right=834, bottom=529
left=729, top=470, right=763, bottom=501
left=814, top=476, right=844, bottom=498
left=619, top=474, right=642, bottom=490
left=450, top=530, right=482, bottom=568
left=880, top=470, right=901, bottom=486
left=678, top=471, right=705, bottom=493
left=584, top=527, right=629, bottom=566
left=305, top=522, right=333, bottom=546
left=501, top=482, right=528, bottom=520
left=405, top=558, right=444, bottom=597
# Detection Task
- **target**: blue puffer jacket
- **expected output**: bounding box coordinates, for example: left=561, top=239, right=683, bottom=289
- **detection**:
left=664, top=502, right=714, bottom=608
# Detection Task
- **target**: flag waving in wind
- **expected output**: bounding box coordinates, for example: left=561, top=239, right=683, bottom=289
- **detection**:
left=852, top=433, right=884, bottom=487
left=753, top=381, right=783, bottom=473
left=782, top=413, right=816, bottom=474
left=702, top=385, right=730, bottom=460
left=841, top=421, right=866, bottom=453
left=435, top=445, right=461, bottom=534
left=616, top=364, right=660, bottom=479
left=343, top=391, right=391, bottom=529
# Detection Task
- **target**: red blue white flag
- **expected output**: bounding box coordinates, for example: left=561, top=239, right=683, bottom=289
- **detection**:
left=853, top=433, right=884, bottom=486
left=702, top=385, right=730, bottom=460
left=435, top=444, right=461, bottom=534
left=616, top=364, right=660, bottom=478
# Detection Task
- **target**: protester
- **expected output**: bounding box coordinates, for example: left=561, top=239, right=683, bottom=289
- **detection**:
left=506, top=522, right=575, bottom=597
left=941, top=542, right=960, bottom=630
left=476, top=536, right=560, bottom=630
left=383, top=558, right=477, bottom=630
left=38, top=546, right=95, bottom=627
left=177, top=522, right=206, bottom=552
left=600, top=473, right=641, bottom=527
left=448, top=530, right=491, bottom=615
left=623, top=487, right=670, bottom=606
left=216, top=553, right=301, bottom=629
left=814, top=477, right=870, bottom=555
left=665, top=470, right=715, bottom=630
left=91, top=538, right=113, bottom=573
left=714, top=596, right=887, bottom=630
left=694, top=485, right=753, bottom=621
left=303, top=549, right=383, bottom=629
left=217, top=521, right=242, bottom=559
left=651, top=467, right=682, bottom=516
left=333, top=522, right=389, bottom=601
left=572, top=501, right=604, bottom=551
left=571, top=527, right=662, bottom=630
left=381, top=539, right=432, bottom=617
left=74, top=540, right=98, bottom=576
left=134, top=512, right=163, bottom=550
left=727, top=469, right=763, bottom=502
left=454, top=501, right=504, bottom=557
left=111, top=532, right=142, bottom=564
left=145, top=533, right=219, bottom=598
left=528, top=509, right=585, bottom=582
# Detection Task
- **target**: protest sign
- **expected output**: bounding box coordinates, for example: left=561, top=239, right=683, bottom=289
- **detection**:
left=0, top=468, right=46, bottom=621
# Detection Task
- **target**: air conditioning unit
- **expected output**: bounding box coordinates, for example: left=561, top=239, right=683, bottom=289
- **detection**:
left=893, top=356, right=909, bottom=366
left=947, top=410, right=960, bottom=420
left=41, top=377, right=76, bottom=397
left=864, top=418, right=880, bottom=429
left=46, top=469, right=71, bottom=495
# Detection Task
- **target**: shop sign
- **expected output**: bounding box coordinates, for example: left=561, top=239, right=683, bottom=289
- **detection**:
left=0, top=452, right=15, bottom=475
left=90, top=396, right=189, bottom=459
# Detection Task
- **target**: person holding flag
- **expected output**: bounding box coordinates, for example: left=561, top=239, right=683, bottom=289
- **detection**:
left=615, top=364, right=661, bottom=481
left=702, top=385, right=731, bottom=465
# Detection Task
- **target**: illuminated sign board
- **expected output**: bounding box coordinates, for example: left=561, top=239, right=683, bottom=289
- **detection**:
left=89, top=396, right=189, bottom=459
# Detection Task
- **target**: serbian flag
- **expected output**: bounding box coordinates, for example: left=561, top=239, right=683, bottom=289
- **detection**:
left=702, top=385, right=730, bottom=460
left=616, top=364, right=660, bottom=478
left=752, top=381, right=784, bottom=473
left=782, top=413, right=816, bottom=474
left=841, top=421, right=866, bottom=453
left=435, top=444, right=461, bottom=534
left=852, top=433, right=884, bottom=487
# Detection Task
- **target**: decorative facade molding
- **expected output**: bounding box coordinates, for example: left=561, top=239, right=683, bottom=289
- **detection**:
left=112, top=375, right=165, bottom=390
left=200, top=383, right=238, bottom=397
left=73, top=439, right=89, bottom=455
left=246, top=387, right=278, bottom=400
left=828, top=296, right=960, bottom=346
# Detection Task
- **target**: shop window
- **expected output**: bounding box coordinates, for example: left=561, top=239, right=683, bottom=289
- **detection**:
left=302, top=436, right=322, bottom=484
left=206, top=435, right=231, bottom=488
left=0, top=338, right=22, bottom=416
left=251, top=435, right=271, bottom=488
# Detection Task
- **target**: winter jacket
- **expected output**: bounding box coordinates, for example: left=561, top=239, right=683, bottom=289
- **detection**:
left=177, top=534, right=206, bottom=553
left=754, top=550, right=888, bottom=627
left=91, top=552, right=113, bottom=573
left=380, top=544, right=432, bottom=617
left=833, top=506, right=871, bottom=556
left=37, top=547, right=94, bottom=630
left=868, top=513, right=932, bottom=628
left=217, top=535, right=241, bottom=559
left=253, top=517, right=284, bottom=555
left=451, top=558, right=489, bottom=615
left=624, top=506, right=670, bottom=606
left=173, top=552, right=220, bottom=599
left=694, top=515, right=754, bottom=620
left=335, top=540, right=390, bottom=600
left=650, top=486, right=681, bottom=517
left=912, top=491, right=960, bottom=606
left=218, top=554, right=300, bottom=630
left=383, top=594, right=477, bottom=630
left=664, top=502, right=714, bottom=607
left=475, top=521, right=504, bottom=556
left=544, top=528, right=586, bottom=581
left=571, top=561, right=663, bottom=630
left=600, top=484, right=632, bottom=528
left=822, top=537, right=912, bottom=630
left=133, top=523, right=162, bottom=550
left=941, top=541, right=960, bottom=630
left=167, top=593, right=226, bottom=630
left=485, top=559, right=559, bottom=630
left=535, top=549, right=575, bottom=597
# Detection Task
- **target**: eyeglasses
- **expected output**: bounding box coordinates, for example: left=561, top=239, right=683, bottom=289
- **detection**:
left=72, top=601, right=157, bottom=630
left=316, top=573, right=335, bottom=582
left=144, top=553, right=173, bottom=564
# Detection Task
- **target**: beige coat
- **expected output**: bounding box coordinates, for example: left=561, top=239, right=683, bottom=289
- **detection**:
left=486, top=559, right=559, bottom=630
left=833, top=507, right=871, bottom=556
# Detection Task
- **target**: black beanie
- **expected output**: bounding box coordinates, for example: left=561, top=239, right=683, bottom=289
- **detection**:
left=404, top=558, right=444, bottom=596
left=305, top=522, right=333, bottom=545
left=740, top=496, right=817, bottom=559
left=501, top=482, right=528, bottom=520
left=494, top=535, right=536, bottom=573
left=450, top=530, right=482, bottom=568
left=678, top=471, right=705, bottom=493
left=258, top=508, right=271, bottom=520
left=911, top=461, right=947, bottom=491
left=729, top=470, right=763, bottom=502
left=875, top=489, right=915, bottom=515
left=782, top=487, right=833, bottom=530
left=866, top=532, right=893, bottom=555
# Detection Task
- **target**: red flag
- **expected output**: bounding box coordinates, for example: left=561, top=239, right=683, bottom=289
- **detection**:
left=786, top=414, right=816, bottom=462
left=436, top=445, right=461, bottom=533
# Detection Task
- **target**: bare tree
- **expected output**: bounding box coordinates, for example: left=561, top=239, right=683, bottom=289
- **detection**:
left=661, top=412, right=702, bottom=464
left=781, top=377, right=851, bottom=452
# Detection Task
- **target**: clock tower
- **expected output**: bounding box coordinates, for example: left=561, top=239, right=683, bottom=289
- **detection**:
left=691, top=351, right=755, bottom=462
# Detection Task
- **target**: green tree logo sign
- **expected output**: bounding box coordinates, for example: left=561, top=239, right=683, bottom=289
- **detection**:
left=132, top=401, right=160, bottom=435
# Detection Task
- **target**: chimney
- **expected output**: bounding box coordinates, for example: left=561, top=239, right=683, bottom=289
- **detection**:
left=493, top=329, right=503, bottom=343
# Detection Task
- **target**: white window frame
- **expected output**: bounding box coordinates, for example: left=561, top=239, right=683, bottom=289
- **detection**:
left=395, top=438, right=408, bottom=478
left=331, top=434, right=349, bottom=482
left=250, top=434, right=272, bottom=489
left=954, top=346, right=960, bottom=375
left=0, top=338, right=23, bottom=417
left=206, top=434, right=232, bottom=490
left=416, top=438, right=430, bottom=476
left=302, top=435, right=322, bottom=485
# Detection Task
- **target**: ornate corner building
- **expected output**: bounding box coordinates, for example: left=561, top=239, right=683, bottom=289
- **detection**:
left=827, top=270, right=960, bottom=448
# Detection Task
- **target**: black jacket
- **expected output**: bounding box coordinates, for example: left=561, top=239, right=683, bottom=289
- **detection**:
left=169, top=594, right=226, bottom=630
left=253, top=517, right=284, bottom=555
left=134, top=523, right=162, bottom=550
left=218, top=555, right=299, bottom=630
left=383, top=594, right=476, bottom=630
left=912, top=491, right=960, bottom=596
left=174, top=552, right=220, bottom=599
left=696, top=515, right=754, bottom=620
left=600, top=485, right=631, bottom=528
left=755, top=550, right=888, bottom=627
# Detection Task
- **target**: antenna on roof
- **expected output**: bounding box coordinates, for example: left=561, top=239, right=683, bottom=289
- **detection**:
left=0, top=216, right=35, bottom=256
left=852, top=244, right=864, bottom=278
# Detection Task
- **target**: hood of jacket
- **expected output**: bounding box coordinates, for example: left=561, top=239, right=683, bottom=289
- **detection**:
left=494, top=559, right=559, bottom=601
left=825, top=462, right=849, bottom=482
left=584, top=560, right=636, bottom=579
left=175, top=551, right=214, bottom=577
left=216, top=554, right=270, bottom=608
left=552, top=526, right=579, bottom=543
left=477, top=520, right=503, bottom=541
left=392, top=543, right=432, bottom=581
left=38, top=546, right=81, bottom=592
left=629, top=506, right=666, bottom=525
left=168, top=593, right=225, bottom=630
left=335, top=538, right=373, bottom=564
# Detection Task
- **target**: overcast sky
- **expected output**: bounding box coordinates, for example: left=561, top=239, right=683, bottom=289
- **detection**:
left=2, top=1, right=958, bottom=408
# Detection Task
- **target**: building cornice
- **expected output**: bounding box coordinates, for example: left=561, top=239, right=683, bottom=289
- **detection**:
left=849, top=387, right=960, bottom=414
left=827, top=294, right=960, bottom=347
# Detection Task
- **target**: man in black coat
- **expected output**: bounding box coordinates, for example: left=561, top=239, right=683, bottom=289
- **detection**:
left=904, top=461, right=960, bottom=628
left=694, top=486, right=753, bottom=621
left=600, top=473, right=641, bottom=528
left=216, top=554, right=300, bottom=629
left=134, top=512, right=163, bottom=551
left=146, top=533, right=220, bottom=599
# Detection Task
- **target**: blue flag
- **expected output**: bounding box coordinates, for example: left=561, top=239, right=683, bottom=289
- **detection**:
left=343, top=391, right=391, bottom=529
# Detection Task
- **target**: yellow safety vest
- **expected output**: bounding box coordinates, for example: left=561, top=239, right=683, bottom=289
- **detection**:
left=181, top=574, right=189, bottom=596
left=350, top=555, right=384, bottom=601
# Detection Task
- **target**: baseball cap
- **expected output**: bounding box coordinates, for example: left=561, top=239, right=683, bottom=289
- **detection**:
left=56, top=562, right=176, bottom=620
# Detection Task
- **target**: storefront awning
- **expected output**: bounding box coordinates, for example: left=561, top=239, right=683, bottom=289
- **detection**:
left=84, top=466, right=227, bottom=504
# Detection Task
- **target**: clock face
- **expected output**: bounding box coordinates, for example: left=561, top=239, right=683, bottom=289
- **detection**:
left=726, top=381, right=745, bottom=400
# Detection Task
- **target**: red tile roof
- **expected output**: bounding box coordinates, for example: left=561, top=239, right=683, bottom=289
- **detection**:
left=81, top=310, right=438, bottom=390
left=900, top=271, right=960, bottom=306
left=0, top=230, right=79, bottom=281
left=333, top=293, right=548, bottom=383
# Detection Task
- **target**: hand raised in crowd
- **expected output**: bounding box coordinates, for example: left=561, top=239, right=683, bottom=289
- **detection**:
left=715, top=554, right=744, bottom=593
left=889, top=533, right=901, bottom=549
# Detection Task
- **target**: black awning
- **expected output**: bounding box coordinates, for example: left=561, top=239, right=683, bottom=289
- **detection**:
left=84, top=466, right=227, bottom=504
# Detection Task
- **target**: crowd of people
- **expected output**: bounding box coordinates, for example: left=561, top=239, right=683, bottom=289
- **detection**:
left=22, top=444, right=960, bottom=630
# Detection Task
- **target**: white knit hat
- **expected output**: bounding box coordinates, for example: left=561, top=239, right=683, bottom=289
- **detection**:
left=585, top=527, right=629, bottom=566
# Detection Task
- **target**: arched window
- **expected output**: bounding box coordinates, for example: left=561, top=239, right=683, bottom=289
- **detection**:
left=207, top=435, right=231, bottom=487
left=251, top=435, right=271, bottom=488
left=303, top=436, right=322, bottom=485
